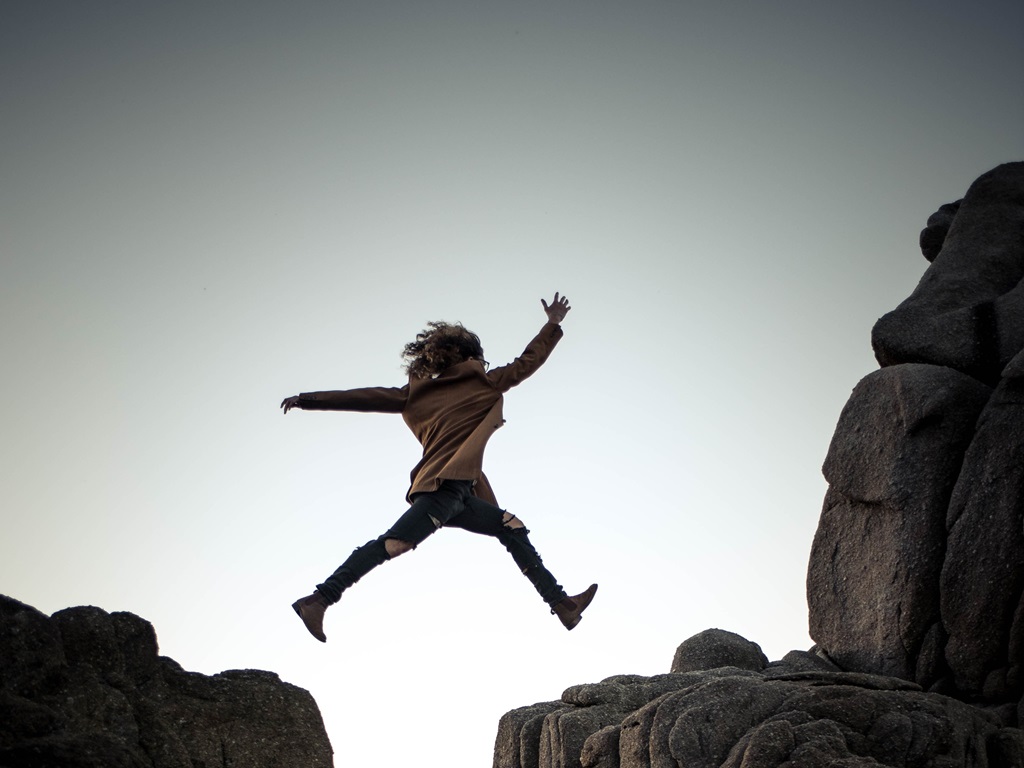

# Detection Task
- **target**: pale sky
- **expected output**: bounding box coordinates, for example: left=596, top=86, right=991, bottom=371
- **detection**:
left=2, top=2, right=1022, bottom=765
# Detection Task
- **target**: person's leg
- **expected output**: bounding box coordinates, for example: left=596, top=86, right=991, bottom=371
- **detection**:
left=293, top=482, right=471, bottom=642
left=448, top=496, right=568, bottom=606
left=317, top=482, right=470, bottom=602
left=449, top=495, right=597, bottom=629
left=313, top=538, right=391, bottom=603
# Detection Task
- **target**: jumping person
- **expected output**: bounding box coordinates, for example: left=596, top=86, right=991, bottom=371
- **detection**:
left=282, top=293, right=597, bottom=642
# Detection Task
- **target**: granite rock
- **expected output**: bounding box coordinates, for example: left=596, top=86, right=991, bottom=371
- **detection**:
left=919, top=200, right=962, bottom=262
left=671, top=628, right=769, bottom=674
left=872, top=161, right=1024, bottom=383
left=496, top=163, right=1024, bottom=767
left=807, top=363, right=990, bottom=684
left=941, top=347, right=1024, bottom=702
left=0, top=595, right=333, bottom=768
left=498, top=654, right=1014, bottom=768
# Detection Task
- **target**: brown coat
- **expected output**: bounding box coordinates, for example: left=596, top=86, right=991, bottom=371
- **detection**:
left=297, top=322, right=563, bottom=506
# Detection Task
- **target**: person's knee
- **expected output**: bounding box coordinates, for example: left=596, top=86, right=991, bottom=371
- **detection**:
left=384, top=537, right=414, bottom=558
left=502, top=512, right=526, bottom=530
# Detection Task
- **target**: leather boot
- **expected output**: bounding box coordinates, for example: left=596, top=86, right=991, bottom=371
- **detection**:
left=292, top=591, right=329, bottom=643
left=551, top=583, right=598, bottom=630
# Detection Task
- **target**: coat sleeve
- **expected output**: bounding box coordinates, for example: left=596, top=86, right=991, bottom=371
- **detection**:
left=486, top=322, right=564, bottom=393
left=297, top=384, right=409, bottom=413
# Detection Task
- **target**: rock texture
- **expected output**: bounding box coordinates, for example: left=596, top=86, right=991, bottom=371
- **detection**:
left=496, top=630, right=1024, bottom=768
left=0, top=594, right=333, bottom=768
left=872, top=162, right=1024, bottom=384
left=812, top=162, right=1024, bottom=708
left=807, top=363, right=991, bottom=687
left=940, top=350, right=1024, bottom=705
left=495, top=162, right=1024, bottom=767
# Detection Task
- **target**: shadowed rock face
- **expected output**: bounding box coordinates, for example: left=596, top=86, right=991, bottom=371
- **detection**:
left=812, top=162, right=1024, bottom=708
left=0, top=595, right=333, bottom=768
left=872, top=162, right=1024, bottom=384
left=495, top=162, right=1024, bottom=768
left=807, top=364, right=991, bottom=687
left=940, top=352, right=1024, bottom=702
left=919, top=200, right=962, bottom=262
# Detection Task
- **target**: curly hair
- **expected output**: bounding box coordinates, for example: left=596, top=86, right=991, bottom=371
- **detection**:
left=402, top=321, right=486, bottom=379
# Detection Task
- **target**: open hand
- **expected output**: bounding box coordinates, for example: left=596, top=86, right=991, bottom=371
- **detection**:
left=541, top=292, right=571, bottom=324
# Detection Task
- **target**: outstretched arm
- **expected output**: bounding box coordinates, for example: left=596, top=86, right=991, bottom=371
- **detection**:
left=280, top=385, right=409, bottom=414
left=541, top=291, right=571, bottom=324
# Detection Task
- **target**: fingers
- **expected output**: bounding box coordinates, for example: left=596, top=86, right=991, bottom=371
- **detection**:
left=541, top=292, right=571, bottom=324
left=542, top=292, right=570, bottom=308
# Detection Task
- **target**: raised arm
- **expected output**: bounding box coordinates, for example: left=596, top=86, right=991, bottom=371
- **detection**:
left=487, top=292, right=570, bottom=392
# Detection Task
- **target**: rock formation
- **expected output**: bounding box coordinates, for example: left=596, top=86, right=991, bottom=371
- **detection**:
left=813, top=161, right=1024, bottom=708
left=494, top=161, right=1024, bottom=768
left=0, top=594, right=333, bottom=768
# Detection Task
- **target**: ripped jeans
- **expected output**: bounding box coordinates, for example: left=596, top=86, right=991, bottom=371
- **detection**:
left=315, top=480, right=567, bottom=606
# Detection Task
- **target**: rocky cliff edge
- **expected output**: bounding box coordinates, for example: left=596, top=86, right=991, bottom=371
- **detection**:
left=0, top=594, right=333, bottom=768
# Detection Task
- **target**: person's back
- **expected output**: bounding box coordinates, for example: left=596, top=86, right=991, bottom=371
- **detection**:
left=403, top=360, right=502, bottom=476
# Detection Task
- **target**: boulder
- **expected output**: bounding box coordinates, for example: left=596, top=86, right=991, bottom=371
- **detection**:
left=496, top=163, right=1024, bottom=767
left=918, top=200, right=961, bottom=262
left=942, top=348, right=1024, bottom=702
left=671, top=628, right=768, bottom=674
left=497, top=639, right=1016, bottom=768
left=0, top=595, right=333, bottom=768
left=494, top=701, right=566, bottom=768
left=807, top=364, right=990, bottom=684
left=495, top=668, right=761, bottom=768
left=872, top=161, right=1024, bottom=383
